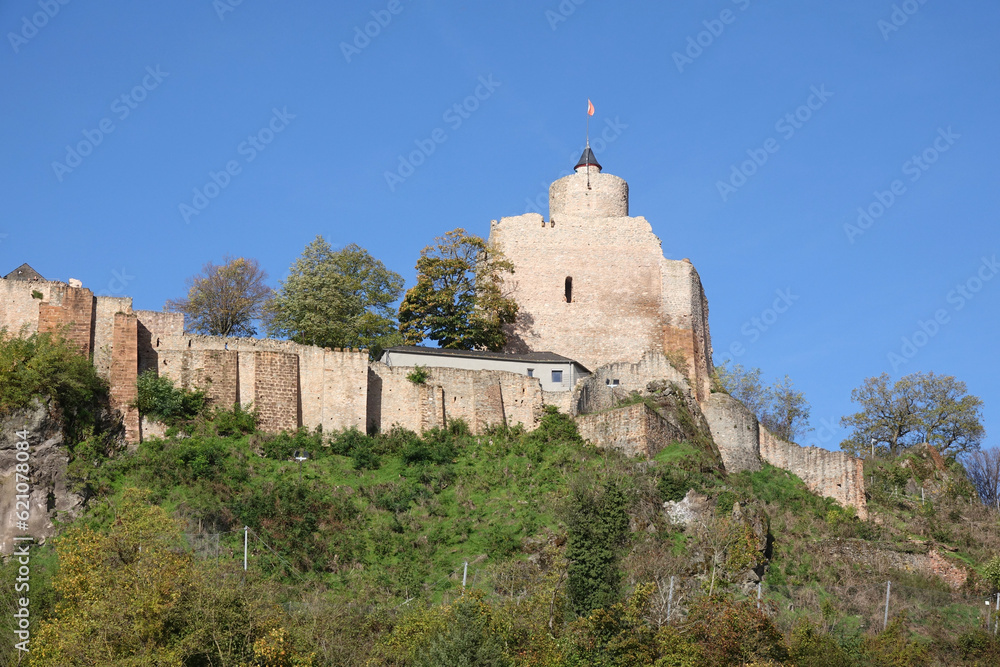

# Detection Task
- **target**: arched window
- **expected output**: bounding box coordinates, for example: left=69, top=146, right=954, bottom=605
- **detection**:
left=565, top=276, right=573, bottom=303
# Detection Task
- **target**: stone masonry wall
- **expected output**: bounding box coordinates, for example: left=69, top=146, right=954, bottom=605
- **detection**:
left=370, top=363, right=544, bottom=434
left=577, top=403, right=684, bottom=458
left=135, top=310, right=184, bottom=373
left=573, top=352, right=689, bottom=415
left=491, top=211, right=666, bottom=373
left=703, top=392, right=762, bottom=474
left=153, top=335, right=368, bottom=435
left=0, top=279, right=56, bottom=336
left=93, top=296, right=133, bottom=379
left=760, top=427, right=868, bottom=519
left=38, top=284, right=94, bottom=357
left=110, top=313, right=139, bottom=442
left=254, top=351, right=299, bottom=433
left=660, top=259, right=713, bottom=403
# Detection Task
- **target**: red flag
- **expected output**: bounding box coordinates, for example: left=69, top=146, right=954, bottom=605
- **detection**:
left=587, top=99, right=595, bottom=116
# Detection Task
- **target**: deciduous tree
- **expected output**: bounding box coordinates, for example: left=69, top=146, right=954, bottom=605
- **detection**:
left=398, top=228, right=517, bottom=351
left=266, top=237, right=404, bottom=357
left=715, top=362, right=812, bottom=442
left=166, top=255, right=272, bottom=337
left=840, top=372, right=984, bottom=457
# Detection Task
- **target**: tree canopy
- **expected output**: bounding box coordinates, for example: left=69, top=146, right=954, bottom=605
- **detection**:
left=398, top=228, right=518, bottom=351
left=839, top=371, right=984, bottom=457
left=715, top=362, right=812, bottom=443
left=166, top=255, right=272, bottom=337
left=266, top=237, right=404, bottom=357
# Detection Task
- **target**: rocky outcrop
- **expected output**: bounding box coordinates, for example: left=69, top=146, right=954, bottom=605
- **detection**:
left=0, top=399, right=84, bottom=554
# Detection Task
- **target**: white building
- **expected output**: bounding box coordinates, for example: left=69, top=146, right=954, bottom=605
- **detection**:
left=379, top=346, right=590, bottom=392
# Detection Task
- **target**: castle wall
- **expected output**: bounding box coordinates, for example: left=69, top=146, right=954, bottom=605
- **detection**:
left=0, top=279, right=54, bottom=336
left=491, top=211, right=666, bottom=373
left=577, top=403, right=684, bottom=458
left=38, top=284, right=94, bottom=357
left=93, top=296, right=133, bottom=379
left=703, top=392, right=762, bottom=474
left=254, top=351, right=299, bottom=433
left=573, top=352, right=689, bottom=415
left=759, top=427, right=868, bottom=519
left=660, top=259, right=713, bottom=403
left=369, top=362, right=543, bottom=434
left=153, top=335, right=368, bottom=434
left=110, top=313, right=139, bottom=442
left=135, top=310, right=184, bottom=373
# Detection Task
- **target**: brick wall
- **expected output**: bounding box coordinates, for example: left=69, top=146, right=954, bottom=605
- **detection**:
left=38, top=285, right=95, bottom=357
left=577, top=403, right=685, bottom=458
left=110, top=313, right=139, bottom=442
left=703, top=392, right=762, bottom=473
left=254, top=351, right=299, bottom=433
left=370, top=363, right=544, bottom=434
left=760, top=427, right=868, bottom=518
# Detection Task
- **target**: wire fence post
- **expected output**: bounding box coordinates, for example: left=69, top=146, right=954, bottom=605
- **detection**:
left=883, top=580, right=891, bottom=631
left=757, top=581, right=762, bottom=610
left=667, top=576, right=674, bottom=622
left=462, top=561, right=468, bottom=591
left=995, top=593, right=999, bottom=636
left=243, top=526, right=248, bottom=572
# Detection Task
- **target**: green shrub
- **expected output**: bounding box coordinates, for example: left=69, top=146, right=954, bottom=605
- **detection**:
left=0, top=329, right=109, bottom=439
left=658, top=470, right=689, bottom=502
left=407, top=365, right=429, bottom=384
left=565, top=477, right=631, bottom=615
left=526, top=405, right=582, bottom=445
left=133, top=369, right=205, bottom=425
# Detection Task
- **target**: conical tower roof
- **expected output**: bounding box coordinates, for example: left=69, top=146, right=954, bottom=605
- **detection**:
left=574, top=146, right=602, bottom=172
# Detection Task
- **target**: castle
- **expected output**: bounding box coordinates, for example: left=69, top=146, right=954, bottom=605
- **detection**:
left=0, top=149, right=866, bottom=517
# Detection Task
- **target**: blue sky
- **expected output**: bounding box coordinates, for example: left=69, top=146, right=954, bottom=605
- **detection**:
left=3, top=0, right=998, bottom=451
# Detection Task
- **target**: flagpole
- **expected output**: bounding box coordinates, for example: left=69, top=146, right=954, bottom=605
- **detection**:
left=586, top=100, right=591, bottom=189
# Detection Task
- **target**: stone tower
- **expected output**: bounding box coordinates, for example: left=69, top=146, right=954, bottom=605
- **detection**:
left=489, top=149, right=714, bottom=402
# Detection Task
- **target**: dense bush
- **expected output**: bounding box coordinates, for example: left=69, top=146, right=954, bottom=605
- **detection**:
left=133, top=369, right=205, bottom=425
left=0, top=329, right=109, bottom=439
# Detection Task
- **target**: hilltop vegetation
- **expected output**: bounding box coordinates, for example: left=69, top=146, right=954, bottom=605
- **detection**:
left=2, top=334, right=1000, bottom=665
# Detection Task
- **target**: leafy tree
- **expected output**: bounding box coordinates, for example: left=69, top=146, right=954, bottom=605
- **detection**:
left=565, top=477, right=631, bottom=616
left=166, top=255, right=273, bottom=337
left=0, top=329, right=109, bottom=440
left=398, top=228, right=518, bottom=351
left=267, top=237, right=404, bottom=357
left=840, top=372, right=984, bottom=457
left=715, top=362, right=812, bottom=442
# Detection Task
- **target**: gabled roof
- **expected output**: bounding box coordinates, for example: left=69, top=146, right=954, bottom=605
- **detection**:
left=383, top=345, right=589, bottom=369
left=4, top=263, right=45, bottom=281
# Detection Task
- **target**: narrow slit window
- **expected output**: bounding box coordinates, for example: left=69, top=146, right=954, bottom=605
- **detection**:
left=565, top=276, right=573, bottom=303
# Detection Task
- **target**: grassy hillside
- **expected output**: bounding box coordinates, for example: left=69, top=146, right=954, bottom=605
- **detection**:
left=1, top=339, right=999, bottom=665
